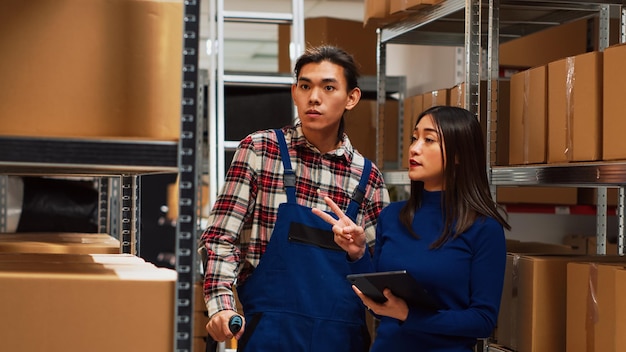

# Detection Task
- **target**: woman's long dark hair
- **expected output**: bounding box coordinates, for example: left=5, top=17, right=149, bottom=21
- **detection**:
left=399, top=105, right=510, bottom=249
left=293, top=45, right=360, bottom=140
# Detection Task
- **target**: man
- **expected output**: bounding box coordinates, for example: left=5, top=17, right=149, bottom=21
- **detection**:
left=200, top=45, right=389, bottom=351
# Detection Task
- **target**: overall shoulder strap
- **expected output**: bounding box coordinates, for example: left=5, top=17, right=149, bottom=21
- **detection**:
left=345, top=156, right=372, bottom=221
left=274, top=129, right=297, bottom=203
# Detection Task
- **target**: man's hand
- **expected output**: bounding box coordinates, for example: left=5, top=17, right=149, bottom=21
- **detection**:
left=312, top=196, right=367, bottom=261
left=206, top=310, right=245, bottom=342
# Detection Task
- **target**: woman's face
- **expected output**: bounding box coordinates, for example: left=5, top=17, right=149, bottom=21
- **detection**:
left=408, top=114, right=445, bottom=191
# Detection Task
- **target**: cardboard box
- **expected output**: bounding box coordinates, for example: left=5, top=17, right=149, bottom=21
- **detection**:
left=566, top=262, right=626, bottom=352
left=400, top=94, right=423, bottom=169
left=389, top=0, right=442, bottom=14
left=563, top=234, right=620, bottom=256
left=0, top=233, right=120, bottom=254
left=279, top=17, right=378, bottom=76
left=547, top=51, right=603, bottom=163
left=364, top=0, right=390, bottom=28
left=506, top=239, right=578, bottom=255
left=0, top=260, right=176, bottom=351
left=496, top=254, right=572, bottom=352
left=497, top=254, right=582, bottom=352
left=509, top=66, right=547, bottom=165
left=0, top=0, right=183, bottom=140
left=615, top=269, right=626, bottom=351
left=0, top=252, right=143, bottom=264
left=602, top=43, right=626, bottom=160
left=345, top=98, right=399, bottom=165
left=497, top=254, right=626, bottom=352
left=448, top=80, right=511, bottom=166
left=500, top=19, right=588, bottom=69
left=496, top=187, right=578, bottom=205
left=577, top=187, right=618, bottom=207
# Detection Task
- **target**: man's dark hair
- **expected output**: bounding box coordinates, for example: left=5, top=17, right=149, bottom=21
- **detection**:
left=294, top=45, right=360, bottom=91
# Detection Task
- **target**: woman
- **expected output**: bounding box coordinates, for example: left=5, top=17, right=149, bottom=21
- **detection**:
left=313, top=105, right=510, bottom=351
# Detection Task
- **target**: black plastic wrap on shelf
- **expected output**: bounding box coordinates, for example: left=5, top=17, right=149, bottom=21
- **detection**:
left=16, top=177, right=98, bottom=233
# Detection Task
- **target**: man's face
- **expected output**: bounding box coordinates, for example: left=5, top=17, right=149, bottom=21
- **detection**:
left=291, top=60, right=359, bottom=135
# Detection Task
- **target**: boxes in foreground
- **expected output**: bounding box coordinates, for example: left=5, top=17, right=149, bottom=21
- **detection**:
left=0, top=254, right=176, bottom=352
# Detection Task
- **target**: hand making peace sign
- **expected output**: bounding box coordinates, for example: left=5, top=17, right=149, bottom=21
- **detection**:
left=312, top=196, right=368, bottom=261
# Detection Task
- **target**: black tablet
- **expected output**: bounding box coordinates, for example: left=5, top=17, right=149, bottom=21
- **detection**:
left=346, top=270, right=441, bottom=310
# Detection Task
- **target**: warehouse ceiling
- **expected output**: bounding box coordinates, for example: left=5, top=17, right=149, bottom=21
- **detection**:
left=199, top=0, right=365, bottom=72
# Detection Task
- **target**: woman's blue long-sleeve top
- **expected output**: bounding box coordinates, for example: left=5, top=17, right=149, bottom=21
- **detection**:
left=350, top=190, right=507, bottom=352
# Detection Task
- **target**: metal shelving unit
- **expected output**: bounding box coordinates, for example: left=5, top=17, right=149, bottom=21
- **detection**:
left=376, top=1, right=625, bottom=350
left=0, top=0, right=203, bottom=350
left=378, top=0, right=625, bottom=257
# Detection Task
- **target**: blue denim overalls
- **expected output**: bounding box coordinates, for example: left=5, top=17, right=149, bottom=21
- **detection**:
left=235, top=129, right=372, bottom=351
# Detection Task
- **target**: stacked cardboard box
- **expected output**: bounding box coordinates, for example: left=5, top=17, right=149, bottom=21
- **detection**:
left=0, top=0, right=183, bottom=140
left=547, top=52, right=603, bottom=163
left=602, top=43, right=626, bottom=160
left=0, top=253, right=176, bottom=352
left=497, top=251, right=626, bottom=352
left=567, top=261, right=626, bottom=352
left=0, top=232, right=120, bottom=254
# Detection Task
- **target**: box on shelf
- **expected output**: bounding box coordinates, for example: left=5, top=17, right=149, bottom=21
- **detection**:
left=389, top=0, right=443, bottom=14
left=509, top=65, right=547, bottom=165
left=496, top=254, right=575, bottom=352
left=602, top=42, right=626, bottom=160
left=566, top=261, right=626, bottom=352
left=0, top=259, right=176, bottom=352
left=505, top=239, right=578, bottom=255
left=0, top=0, right=183, bottom=140
left=0, top=252, right=143, bottom=264
left=562, top=234, right=620, bottom=256
left=364, top=0, right=391, bottom=28
left=345, top=98, right=399, bottom=165
left=577, top=187, right=618, bottom=207
left=278, top=17, right=377, bottom=76
left=0, top=232, right=120, bottom=254
left=400, top=94, right=424, bottom=169
left=448, top=80, right=511, bottom=166
left=499, top=19, right=588, bottom=69
left=497, top=254, right=626, bottom=352
left=496, top=187, right=578, bottom=205
left=547, top=51, right=602, bottom=163
left=615, top=269, right=626, bottom=350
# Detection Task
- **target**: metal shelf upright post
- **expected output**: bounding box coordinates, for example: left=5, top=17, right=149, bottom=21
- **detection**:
left=175, top=0, right=203, bottom=350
